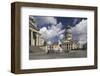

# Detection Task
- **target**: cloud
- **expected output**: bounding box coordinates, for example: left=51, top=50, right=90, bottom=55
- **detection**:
left=72, top=19, right=87, bottom=44
left=30, top=16, right=87, bottom=45
left=39, top=22, right=65, bottom=45
left=32, top=16, right=57, bottom=28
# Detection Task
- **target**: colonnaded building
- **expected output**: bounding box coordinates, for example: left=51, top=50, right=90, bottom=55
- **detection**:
left=29, top=16, right=44, bottom=47
left=62, top=25, right=78, bottom=51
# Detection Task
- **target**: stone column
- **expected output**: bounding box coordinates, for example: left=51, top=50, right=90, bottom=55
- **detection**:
left=36, top=34, right=39, bottom=46
left=31, top=31, right=33, bottom=46
left=69, top=44, right=70, bottom=50
left=70, top=44, right=71, bottom=50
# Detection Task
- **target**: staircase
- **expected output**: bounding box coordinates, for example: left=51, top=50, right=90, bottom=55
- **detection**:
left=29, top=46, right=46, bottom=55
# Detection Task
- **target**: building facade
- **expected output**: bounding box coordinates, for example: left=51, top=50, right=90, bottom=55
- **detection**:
left=62, top=25, right=78, bottom=51
left=29, top=17, right=44, bottom=47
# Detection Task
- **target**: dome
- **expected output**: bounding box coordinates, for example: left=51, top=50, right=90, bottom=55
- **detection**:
left=67, top=29, right=72, bottom=33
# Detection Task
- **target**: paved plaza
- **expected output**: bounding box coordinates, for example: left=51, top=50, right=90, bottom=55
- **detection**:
left=29, top=46, right=87, bottom=60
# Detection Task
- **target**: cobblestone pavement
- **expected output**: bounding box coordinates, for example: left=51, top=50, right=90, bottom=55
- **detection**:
left=29, top=50, right=87, bottom=60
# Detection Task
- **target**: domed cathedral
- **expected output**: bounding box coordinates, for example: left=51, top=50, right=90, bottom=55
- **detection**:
left=62, top=25, right=78, bottom=51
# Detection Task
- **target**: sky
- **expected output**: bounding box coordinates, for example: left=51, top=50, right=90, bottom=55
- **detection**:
left=30, top=16, right=87, bottom=45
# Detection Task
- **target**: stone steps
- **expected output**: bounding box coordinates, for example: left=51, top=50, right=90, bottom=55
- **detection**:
left=29, top=46, right=46, bottom=54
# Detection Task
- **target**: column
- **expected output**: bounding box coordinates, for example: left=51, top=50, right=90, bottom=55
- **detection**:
left=70, top=44, right=71, bottom=50
left=31, top=31, right=33, bottom=46
left=69, top=44, right=70, bottom=50
left=36, top=34, right=39, bottom=46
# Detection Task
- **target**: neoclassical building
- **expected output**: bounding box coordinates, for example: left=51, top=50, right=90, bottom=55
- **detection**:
left=62, top=25, right=78, bottom=50
left=29, top=17, right=44, bottom=47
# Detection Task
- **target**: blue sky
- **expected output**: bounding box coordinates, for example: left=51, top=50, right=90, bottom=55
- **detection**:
left=31, top=16, right=87, bottom=29
left=57, top=17, right=86, bottom=28
left=30, top=16, right=87, bottom=44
